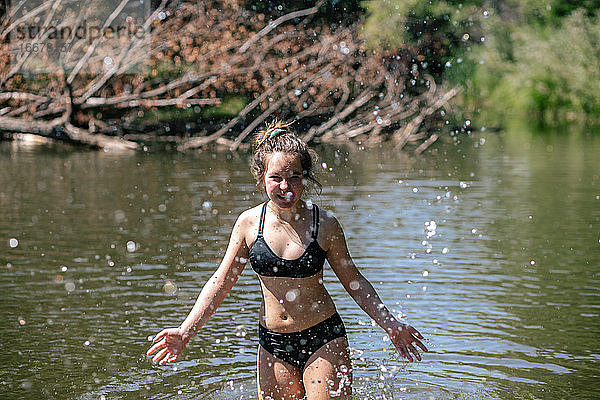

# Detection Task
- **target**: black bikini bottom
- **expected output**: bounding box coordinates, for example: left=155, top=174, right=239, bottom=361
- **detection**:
left=258, top=312, right=347, bottom=369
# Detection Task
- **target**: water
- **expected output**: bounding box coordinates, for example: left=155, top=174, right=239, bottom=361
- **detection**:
left=1, top=129, right=599, bottom=399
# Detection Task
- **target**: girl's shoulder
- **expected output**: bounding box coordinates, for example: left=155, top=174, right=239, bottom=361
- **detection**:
left=236, top=203, right=264, bottom=225
left=314, top=204, right=344, bottom=242
left=229, top=204, right=265, bottom=247
left=233, top=203, right=265, bottom=235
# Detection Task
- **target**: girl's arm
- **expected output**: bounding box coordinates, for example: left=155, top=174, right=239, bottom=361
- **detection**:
left=147, top=212, right=251, bottom=364
left=325, top=216, right=428, bottom=362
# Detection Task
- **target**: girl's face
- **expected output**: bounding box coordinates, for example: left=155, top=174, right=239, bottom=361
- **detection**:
left=263, top=152, right=305, bottom=209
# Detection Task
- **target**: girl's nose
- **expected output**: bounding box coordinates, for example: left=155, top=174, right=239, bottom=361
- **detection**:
left=280, top=180, right=289, bottom=190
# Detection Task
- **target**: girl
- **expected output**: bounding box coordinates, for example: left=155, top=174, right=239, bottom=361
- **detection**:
left=147, top=121, right=428, bottom=400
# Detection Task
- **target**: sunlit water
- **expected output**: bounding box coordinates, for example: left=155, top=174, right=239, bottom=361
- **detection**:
left=1, top=129, right=599, bottom=399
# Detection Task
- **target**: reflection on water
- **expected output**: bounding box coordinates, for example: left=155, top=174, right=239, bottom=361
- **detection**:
left=1, top=129, right=599, bottom=399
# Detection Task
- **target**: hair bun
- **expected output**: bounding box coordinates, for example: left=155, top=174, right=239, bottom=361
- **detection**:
left=254, top=120, right=294, bottom=148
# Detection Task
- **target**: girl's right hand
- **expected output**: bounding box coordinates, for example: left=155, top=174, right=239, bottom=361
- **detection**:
left=146, top=327, right=189, bottom=365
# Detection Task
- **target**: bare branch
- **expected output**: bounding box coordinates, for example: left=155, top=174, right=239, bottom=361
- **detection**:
left=239, top=0, right=326, bottom=53
left=66, top=0, right=131, bottom=84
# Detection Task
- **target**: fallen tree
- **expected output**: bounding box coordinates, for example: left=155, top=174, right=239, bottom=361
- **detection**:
left=0, top=0, right=461, bottom=153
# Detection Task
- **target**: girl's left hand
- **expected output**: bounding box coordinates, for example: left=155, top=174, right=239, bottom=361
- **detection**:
left=388, top=322, right=428, bottom=362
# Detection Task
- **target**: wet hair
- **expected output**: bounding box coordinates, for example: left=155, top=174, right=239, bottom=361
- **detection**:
left=250, top=120, right=321, bottom=196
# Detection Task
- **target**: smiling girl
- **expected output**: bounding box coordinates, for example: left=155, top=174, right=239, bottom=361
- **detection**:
left=147, top=121, right=427, bottom=400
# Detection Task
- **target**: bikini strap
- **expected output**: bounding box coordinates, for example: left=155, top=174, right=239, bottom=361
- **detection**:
left=257, top=202, right=268, bottom=238
left=311, top=204, right=320, bottom=240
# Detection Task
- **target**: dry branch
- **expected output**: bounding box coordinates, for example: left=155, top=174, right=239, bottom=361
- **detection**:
left=1, top=0, right=462, bottom=153
left=239, top=0, right=326, bottom=53
left=0, top=115, right=137, bottom=151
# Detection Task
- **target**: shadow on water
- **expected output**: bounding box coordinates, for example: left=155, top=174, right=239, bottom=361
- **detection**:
left=1, top=126, right=598, bottom=399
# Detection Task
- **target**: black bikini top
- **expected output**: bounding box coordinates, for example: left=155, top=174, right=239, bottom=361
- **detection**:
left=248, top=202, right=327, bottom=278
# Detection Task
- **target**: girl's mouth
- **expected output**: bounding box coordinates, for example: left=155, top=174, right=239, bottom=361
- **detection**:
left=278, top=192, right=294, bottom=201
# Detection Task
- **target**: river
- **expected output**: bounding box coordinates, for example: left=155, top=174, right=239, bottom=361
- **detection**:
left=1, top=128, right=599, bottom=399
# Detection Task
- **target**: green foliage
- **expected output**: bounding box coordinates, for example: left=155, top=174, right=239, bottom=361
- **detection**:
left=131, top=96, right=248, bottom=125
left=202, top=96, right=248, bottom=119
left=511, top=0, right=599, bottom=23
left=361, top=0, right=600, bottom=127
left=470, top=9, right=600, bottom=126
left=133, top=107, right=198, bottom=124
left=361, top=0, right=484, bottom=81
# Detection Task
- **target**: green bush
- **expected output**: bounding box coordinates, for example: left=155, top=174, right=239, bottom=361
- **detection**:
left=470, top=9, right=600, bottom=126
left=361, top=0, right=483, bottom=82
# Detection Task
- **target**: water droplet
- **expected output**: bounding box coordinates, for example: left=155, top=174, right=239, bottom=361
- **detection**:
left=158, top=204, right=167, bottom=212
left=235, top=325, right=247, bottom=337
left=349, top=280, right=360, bottom=290
left=84, top=340, right=90, bottom=346
left=442, top=247, right=449, bottom=254
left=202, top=201, right=212, bottom=211
left=285, top=289, right=298, bottom=301
left=462, top=33, right=470, bottom=41
left=530, top=260, right=535, bottom=265
left=61, top=265, right=68, bottom=272
left=322, top=162, right=328, bottom=169
left=425, top=220, right=437, bottom=232
left=422, top=270, right=429, bottom=277
left=126, top=241, right=137, bottom=252
left=162, top=280, right=177, bottom=294
left=471, top=228, right=478, bottom=234
left=412, top=187, right=418, bottom=193
left=18, top=318, right=26, bottom=326
left=65, top=282, right=76, bottom=292
left=9, top=238, right=18, bottom=248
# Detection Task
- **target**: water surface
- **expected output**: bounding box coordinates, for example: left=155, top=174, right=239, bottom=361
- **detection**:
left=1, top=128, right=599, bottom=399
